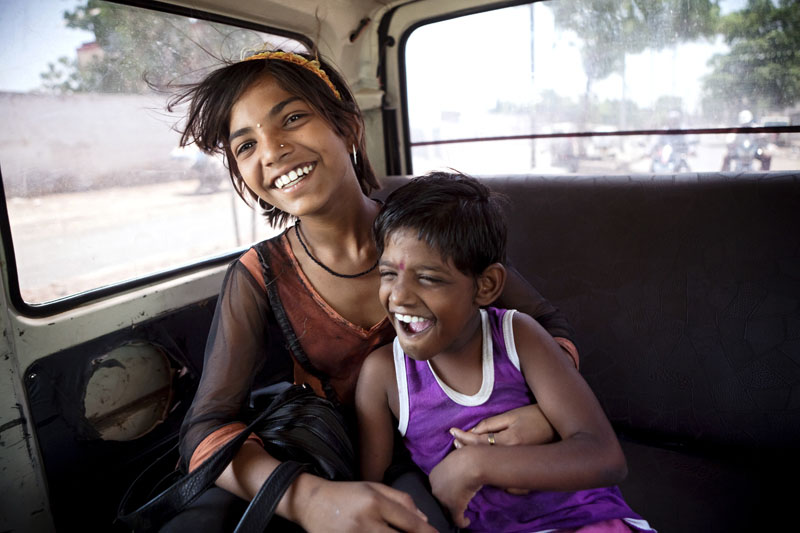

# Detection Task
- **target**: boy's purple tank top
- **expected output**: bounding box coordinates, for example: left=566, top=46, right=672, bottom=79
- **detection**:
left=393, top=307, right=653, bottom=533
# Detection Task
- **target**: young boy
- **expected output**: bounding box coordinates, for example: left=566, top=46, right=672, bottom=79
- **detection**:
left=356, top=172, right=654, bottom=532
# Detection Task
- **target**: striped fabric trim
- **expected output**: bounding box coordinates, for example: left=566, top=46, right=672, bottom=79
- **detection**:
left=426, top=308, right=494, bottom=406
left=502, top=309, right=520, bottom=371
left=392, top=338, right=410, bottom=436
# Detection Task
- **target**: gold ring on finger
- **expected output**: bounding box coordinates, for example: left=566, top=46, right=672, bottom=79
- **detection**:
left=488, top=433, right=496, bottom=445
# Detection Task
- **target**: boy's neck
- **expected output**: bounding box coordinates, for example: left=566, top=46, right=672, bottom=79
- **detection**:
left=427, top=310, right=485, bottom=396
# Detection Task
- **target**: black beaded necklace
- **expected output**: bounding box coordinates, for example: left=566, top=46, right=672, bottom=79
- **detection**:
left=294, top=222, right=379, bottom=279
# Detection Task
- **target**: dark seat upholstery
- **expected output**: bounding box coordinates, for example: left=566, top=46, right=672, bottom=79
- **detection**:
left=379, top=171, right=800, bottom=532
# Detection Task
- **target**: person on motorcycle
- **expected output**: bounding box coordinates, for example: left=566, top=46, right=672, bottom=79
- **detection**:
left=721, top=110, right=772, bottom=171
left=650, top=110, right=690, bottom=173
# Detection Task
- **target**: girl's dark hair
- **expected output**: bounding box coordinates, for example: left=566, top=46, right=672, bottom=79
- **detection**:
left=168, top=50, right=378, bottom=227
left=373, top=171, right=508, bottom=277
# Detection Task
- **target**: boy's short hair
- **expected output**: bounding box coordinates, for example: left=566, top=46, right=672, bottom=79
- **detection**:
left=373, top=171, right=507, bottom=277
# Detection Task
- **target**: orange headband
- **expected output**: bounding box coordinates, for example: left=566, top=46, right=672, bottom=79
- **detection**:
left=243, top=51, right=342, bottom=100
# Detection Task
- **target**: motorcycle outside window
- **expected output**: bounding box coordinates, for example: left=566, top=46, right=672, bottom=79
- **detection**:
left=403, top=0, right=800, bottom=177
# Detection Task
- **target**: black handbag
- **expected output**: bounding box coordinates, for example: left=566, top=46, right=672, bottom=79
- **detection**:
left=117, top=383, right=354, bottom=531
left=116, top=241, right=355, bottom=531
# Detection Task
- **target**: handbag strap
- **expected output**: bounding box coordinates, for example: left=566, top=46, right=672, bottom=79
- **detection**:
left=117, top=394, right=285, bottom=530
left=233, top=460, right=308, bottom=533
left=255, top=240, right=341, bottom=407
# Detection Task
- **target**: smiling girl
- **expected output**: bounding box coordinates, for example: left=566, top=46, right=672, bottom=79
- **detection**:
left=167, top=48, right=579, bottom=532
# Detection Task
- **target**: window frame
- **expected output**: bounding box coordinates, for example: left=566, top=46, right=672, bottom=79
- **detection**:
left=393, top=0, right=800, bottom=176
left=393, top=0, right=532, bottom=175
left=0, top=0, right=313, bottom=318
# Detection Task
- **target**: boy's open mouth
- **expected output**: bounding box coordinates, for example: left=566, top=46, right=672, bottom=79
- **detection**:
left=394, top=313, right=433, bottom=335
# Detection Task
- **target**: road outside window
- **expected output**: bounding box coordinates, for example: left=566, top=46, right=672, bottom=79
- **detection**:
left=0, top=0, right=305, bottom=304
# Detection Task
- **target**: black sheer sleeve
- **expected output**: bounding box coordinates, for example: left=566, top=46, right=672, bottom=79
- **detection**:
left=178, top=259, right=287, bottom=469
left=494, top=262, right=577, bottom=348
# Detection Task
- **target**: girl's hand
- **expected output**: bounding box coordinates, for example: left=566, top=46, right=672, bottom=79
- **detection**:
left=297, top=478, right=436, bottom=533
left=450, top=403, right=555, bottom=448
left=449, top=405, right=553, bottom=496
left=428, top=448, right=482, bottom=529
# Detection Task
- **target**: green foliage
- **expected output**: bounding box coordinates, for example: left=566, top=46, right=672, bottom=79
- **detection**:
left=548, top=0, right=720, bottom=129
left=551, top=0, right=721, bottom=86
left=703, top=0, right=800, bottom=118
left=40, top=0, right=278, bottom=94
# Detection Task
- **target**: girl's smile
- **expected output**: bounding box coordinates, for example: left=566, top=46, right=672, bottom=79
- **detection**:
left=273, top=161, right=315, bottom=190
left=227, top=74, right=357, bottom=217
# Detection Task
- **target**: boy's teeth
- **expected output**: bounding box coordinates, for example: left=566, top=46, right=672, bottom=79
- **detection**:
left=395, top=313, right=433, bottom=334
left=396, top=313, right=425, bottom=323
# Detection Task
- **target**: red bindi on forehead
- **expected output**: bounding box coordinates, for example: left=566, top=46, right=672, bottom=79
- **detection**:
left=398, top=261, right=405, bottom=271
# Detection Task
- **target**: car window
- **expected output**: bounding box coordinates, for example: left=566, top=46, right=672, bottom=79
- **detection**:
left=0, top=0, right=306, bottom=305
left=404, top=0, right=800, bottom=176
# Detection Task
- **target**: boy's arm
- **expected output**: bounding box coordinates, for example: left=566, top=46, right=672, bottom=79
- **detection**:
left=355, top=344, right=398, bottom=482
left=490, top=312, right=624, bottom=488
left=430, top=312, right=625, bottom=525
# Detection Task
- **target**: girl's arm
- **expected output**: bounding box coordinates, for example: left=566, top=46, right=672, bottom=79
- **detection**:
left=211, top=348, right=432, bottom=532
left=180, top=260, right=278, bottom=467
left=219, top=442, right=433, bottom=532
left=449, top=403, right=555, bottom=448
left=429, top=312, right=625, bottom=527
left=355, top=344, right=398, bottom=482
left=186, top=260, right=432, bottom=532
left=212, top=338, right=432, bottom=532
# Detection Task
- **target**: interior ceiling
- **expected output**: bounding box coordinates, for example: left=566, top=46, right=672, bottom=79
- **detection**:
left=167, top=0, right=403, bottom=44
left=161, top=0, right=414, bottom=82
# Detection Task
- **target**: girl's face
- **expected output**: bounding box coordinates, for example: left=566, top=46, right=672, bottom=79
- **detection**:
left=227, top=75, right=357, bottom=217
left=378, top=228, right=483, bottom=362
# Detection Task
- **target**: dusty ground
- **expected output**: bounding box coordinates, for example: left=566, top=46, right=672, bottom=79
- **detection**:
left=8, top=179, right=279, bottom=303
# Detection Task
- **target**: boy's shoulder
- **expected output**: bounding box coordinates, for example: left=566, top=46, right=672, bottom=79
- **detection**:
left=499, top=307, right=579, bottom=368
left=368, top=341, right=394, bottom=359
left=360, top=342, right=395, bottom=380
left=487, top=306, right=537, bottom=330
left=356, top=341, right=399, bottom=412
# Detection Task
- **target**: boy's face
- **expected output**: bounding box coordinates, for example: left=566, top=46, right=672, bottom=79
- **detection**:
left=378, top=228, right=483, bottom=361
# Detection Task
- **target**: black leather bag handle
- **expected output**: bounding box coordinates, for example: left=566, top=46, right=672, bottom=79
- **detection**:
left=233, top=460, right=307, bottom=533
left=117, top=390, right=309, bottom=531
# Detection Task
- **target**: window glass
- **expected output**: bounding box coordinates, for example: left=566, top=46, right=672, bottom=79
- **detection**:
left=0, top=0, right=305, bottom=304
left=405, top=0, right=800, bottom=176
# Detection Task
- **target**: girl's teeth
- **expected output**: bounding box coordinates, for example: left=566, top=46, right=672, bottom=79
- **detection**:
left=276, top=165, right=313, bottom=189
